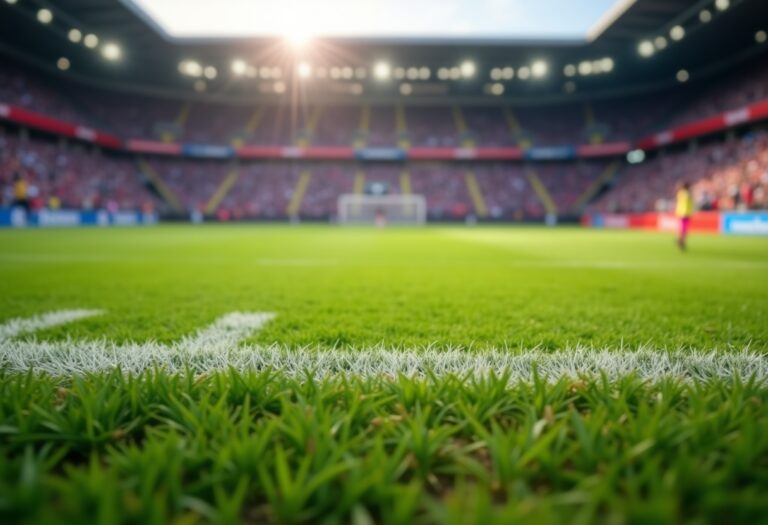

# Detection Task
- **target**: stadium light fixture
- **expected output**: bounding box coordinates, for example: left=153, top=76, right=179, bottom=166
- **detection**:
left=563, top=64, right=576, bottom=77
left=578, top=61, right=593, bottom=75
left=68, top=29, right=82, bottom=43
left=259, top=66, right=272, bottom=79
left=399, top=83, right=413, bottom=95
left=341, top=67, right=353, bottom=79
left=296, top=62, right=312, bottom=78
left=715, top=0, right=729, bottom=11
left=373, top=62, right=391, bottom=80
left=204, top=66, right=217, bottom=80
left=638, top=40, right=655, bottom=57
left=531, top=60, right=548, bottom=78
left=56, top=57, right=70, bottom=71
left=437, top=68, right=449, bottom=80
left=330, top=67, right=341, bottom=79
left=394, top=67, right=405, bottom=79
left=490, top=83, right=504, bottom=96
left=449, top=67, right=462, bottom=80
left=601, top=57, right=615, bottom=72
left=670, top=25, right=685, bottom=41
left=231, top=59, right=247, bottom=76
left=501, top=67, right=514, bottom=80
left=273, top=81, right=286, bottom=94
left=193, top=80, right=206, bottom=92
left=5, top=0, right=18, bottom=5
left=757, top=30, right=768, bottom=44
left=179, top=60, right=203, bottom=77
left=84, top=34, right=99, bottom=49
left=101, top=43, right=122, bottom=61
left=591, top=60, right=604, bottom=74
left=676, top=69, right=690, bottom=83
left=460, top=60, right=476, bottom=78
left=654, top=36, right=668, bottom=50
left=490, top=68, right=502, bottom=80
left=37, top=8, right=53, bottom=24
left=406, top=67, right=419, bottom=80
left=419, top=67, right=430, bottom=80
left=351, top=83, right=364, bottom=95
left=699, top=9, right=712, bottom=23
left=517, top=66, right=531, bottom=80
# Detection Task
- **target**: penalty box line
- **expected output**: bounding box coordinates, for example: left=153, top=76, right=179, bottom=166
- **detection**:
left=0, top=310, right=766, bottom=381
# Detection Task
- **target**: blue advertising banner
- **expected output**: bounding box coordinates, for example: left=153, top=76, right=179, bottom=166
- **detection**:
left=721, top=212, right=768, bottom=235
left=0, top=209, right=158, bottom=228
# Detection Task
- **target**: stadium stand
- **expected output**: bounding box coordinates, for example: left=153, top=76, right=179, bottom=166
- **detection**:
left=2, top=48, right=768, bottom=220
left=0, top=126, right=156, bottom=212
left=589, top=129, right=768, bottom=213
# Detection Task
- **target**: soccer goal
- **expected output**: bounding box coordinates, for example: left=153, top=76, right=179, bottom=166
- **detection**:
left=337, top=194, right=427, bottom=225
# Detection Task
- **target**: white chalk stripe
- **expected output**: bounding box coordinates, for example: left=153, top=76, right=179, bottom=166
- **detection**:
left=0, top=341, right=766, bottom=381
left=180, top=312, right=277, bottom=352
left=0, top=309, right=104, bottom=341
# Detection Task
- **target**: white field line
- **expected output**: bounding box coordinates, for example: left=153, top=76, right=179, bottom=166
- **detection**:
left=0, top=310, right=766, bottom=381
left=0, top=309, right=103, bottom=341
left=180, top=312, right=276, bottom=353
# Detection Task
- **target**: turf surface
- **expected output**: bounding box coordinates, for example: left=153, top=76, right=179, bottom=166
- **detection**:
left=1, top=225, right=767, bottom=524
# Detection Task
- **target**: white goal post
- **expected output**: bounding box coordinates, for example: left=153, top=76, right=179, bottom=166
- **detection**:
left=337, top=194, right=427, bottom=225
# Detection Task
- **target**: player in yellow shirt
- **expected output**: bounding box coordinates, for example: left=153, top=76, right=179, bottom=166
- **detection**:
left=675, top=181, right=694, bottom=251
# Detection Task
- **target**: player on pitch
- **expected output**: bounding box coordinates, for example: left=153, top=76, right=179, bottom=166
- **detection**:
left=675, top=181, right=693, bottom=251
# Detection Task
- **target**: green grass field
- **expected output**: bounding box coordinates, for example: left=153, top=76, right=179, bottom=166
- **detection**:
left=1, top=226, right=767, bottom=524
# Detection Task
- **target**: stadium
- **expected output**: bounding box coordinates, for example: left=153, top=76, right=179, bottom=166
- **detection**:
left=1, top=0, right=767, bottom=523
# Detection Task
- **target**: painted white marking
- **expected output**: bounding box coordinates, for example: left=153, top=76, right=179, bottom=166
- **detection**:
left=180, top=312, right=276, bottom=352
left=0, top=309, right=103, bottom=341
left=1, top=311, right=766, bottom=381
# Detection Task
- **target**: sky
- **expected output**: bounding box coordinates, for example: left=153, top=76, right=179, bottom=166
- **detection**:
left=125, top=0, right=629, bottom=41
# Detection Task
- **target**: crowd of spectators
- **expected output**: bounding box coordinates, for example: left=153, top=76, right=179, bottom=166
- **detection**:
left=589, top=129, right=768, bottom=213
left=0, top=127, right=156, bottom=213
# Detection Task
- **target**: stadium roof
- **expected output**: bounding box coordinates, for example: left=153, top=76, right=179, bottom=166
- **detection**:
left=121, top=0, right=632, bottom=43
left=0, top=0, right=766, bottom=102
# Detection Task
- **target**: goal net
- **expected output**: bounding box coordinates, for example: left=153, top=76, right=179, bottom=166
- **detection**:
left=337, top=194, right=427, bottom=225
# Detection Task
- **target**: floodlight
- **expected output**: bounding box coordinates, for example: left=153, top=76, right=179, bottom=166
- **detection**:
left=297, top=62, right=312, bottom=78
left=373, top=62, right=391, bottom=80
left=670, top=25, right=685, bottom=41
left=84, top=34, right=99, bottom=48
left=638, top=40, right=655, bottom=57
left=531, top=60, right=548, bottom=78
left=676, top=69, right=690, bottom=83
left=68, top=29, right=82, bottom=43
left=37, top=9, right=53, bottom=24
left=101, top=43, right=121, bottom=61
left=57, top=57, right=70, bottom=71
left=231, top=59, right=247, bottom=76
left=460, top=60, right=476, bottom=78
left=578, top=61, right=593, bottom=75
